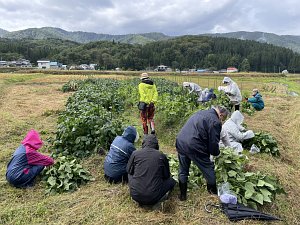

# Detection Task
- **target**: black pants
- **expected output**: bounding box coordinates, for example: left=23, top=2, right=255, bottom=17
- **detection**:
left=104, top=173, right=128, bottom=184
left=234, top=104, right=240, bottom=111
left=178, top=152, right=216, bottom=186
left=133, top=177, right=176, bottom=206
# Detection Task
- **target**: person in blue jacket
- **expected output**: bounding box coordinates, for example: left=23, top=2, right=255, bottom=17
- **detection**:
left=104, top=126, right=138, bottom=184
left=246, top=89, right=264, bottom=110
left=202, top=88, right=217, bottom=103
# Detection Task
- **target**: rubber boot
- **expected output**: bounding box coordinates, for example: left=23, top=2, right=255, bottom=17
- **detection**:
left=207, top=183, right=218, bottom=195
left=179, top=181, right=188, bottom=201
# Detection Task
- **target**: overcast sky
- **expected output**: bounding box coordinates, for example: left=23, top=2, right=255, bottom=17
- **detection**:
left=0, top=0, right=299, bottom=35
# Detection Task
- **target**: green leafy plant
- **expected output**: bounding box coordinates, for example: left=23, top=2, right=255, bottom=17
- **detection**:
left=243, top=132, right=280, bottom=156
left=241, top=101, right=256, bottom=116
left=168, top=155, right=205, bottom=189
left=215, top=148, right=284, bottom=209
left=42, top=156, right=94, bottom=194
left=168, top=148, right=284, bottom=209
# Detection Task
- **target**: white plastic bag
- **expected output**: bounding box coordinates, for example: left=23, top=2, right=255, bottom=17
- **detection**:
left=218, top=182, right=237, bottom=204
left=249, top=144, right=260, bottom=154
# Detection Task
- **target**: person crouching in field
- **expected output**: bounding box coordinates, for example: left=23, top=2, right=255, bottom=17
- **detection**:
left=222, top=111, right=255, bottom=154
left=246, top=89, right=264, bottom=110
left=218, top=77, right=242, bottom=111
left=104, top=126, right=138, bottom=184
left=126, top=134, right=176, bottom=207
left=138, top=73, right=158, bottom=135
left=6, top=129, right=54, bottom=188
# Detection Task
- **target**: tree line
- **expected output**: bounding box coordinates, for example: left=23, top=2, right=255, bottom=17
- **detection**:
left=1, top=36, right=300, bottom=72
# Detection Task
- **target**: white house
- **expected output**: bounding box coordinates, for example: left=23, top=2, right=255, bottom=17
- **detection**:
left=0, top=61, right=7, bottom=67
left=227, top=67, right=238, bottom=73
left=37, top=60, right=50, bottom=69
left=156, top=65, right=168, bottom=71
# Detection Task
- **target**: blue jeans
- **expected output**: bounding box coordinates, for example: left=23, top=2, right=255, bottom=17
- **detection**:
left=178, top=152, right=216, bottom=185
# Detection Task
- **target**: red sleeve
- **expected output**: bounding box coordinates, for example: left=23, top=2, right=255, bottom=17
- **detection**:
left=26, top=151, right=54, bottom=166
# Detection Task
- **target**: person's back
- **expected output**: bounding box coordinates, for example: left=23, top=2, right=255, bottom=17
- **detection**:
left=6, top=145, right=31, bottom=186
left=104, top=126, right=137, bottom=183
left=127, top=134, right=175, bottom=205
left=176, top=109, right=222, bottom=157
left=138, top=76, right=158, bottom=105
left=247, top=91, right=264, bottom=110
left=6, top=129, right=54, bottom=188
left=222, top=111, right=254, bottom=153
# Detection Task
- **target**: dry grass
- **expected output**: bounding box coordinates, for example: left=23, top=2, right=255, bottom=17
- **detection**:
left=0, top=73, right=299, bottom=225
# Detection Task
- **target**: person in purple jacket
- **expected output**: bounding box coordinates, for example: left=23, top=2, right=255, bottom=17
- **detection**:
left=6, top=129, right=54, bottom=188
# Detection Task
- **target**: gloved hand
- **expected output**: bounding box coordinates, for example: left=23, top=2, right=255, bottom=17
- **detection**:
left=244, top=130, right=255, bottom=139
left=218, top=86, right=223, bottom=91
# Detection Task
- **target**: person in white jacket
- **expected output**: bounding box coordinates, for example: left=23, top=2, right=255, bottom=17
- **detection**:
left=183, top=82, right=203, bottom=102
left=222, top=111, right=254, bottom=154
left=218, top=77, right=242, bottom=111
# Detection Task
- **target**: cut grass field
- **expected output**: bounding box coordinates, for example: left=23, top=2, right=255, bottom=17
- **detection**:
left=0, top=73, right=299, bottom=225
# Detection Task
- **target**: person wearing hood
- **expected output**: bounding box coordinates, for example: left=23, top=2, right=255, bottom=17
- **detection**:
left=222, top=111, right=255, bottom=154
left=246, top=89, right=264, bottom=111
left=104, top=126, right=138, bottom=184
left=138, top=73, right=158, bottom=135
left=6, top=129, right=54, bottom=188
left=183, top=82, right=204, bottom=102
left=202, top=88, right=217, bottom=103
left=218, top=77, right=242, bottom=110
left=126, top=134, right=176, bottom=206
left=176, top=106, right=229, bottom=200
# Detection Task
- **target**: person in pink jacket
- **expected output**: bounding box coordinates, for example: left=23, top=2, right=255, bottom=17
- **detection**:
left=6, top=129, right=54, bottom=188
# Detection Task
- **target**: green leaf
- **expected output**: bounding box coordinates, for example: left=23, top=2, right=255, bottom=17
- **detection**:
left=257, top=180, right=265, bottom=187
left=245, top=182, right=255, bottom=192
left=261, top=139, right=267, bottom=146
left=245, top=190, right=254, bottom=199
left=228, top=170, right=237, bottom=177
left=47, top=177, right=56, bottom=186
left=251, top=193, right=264, bottom=205
left=264, top=182, right=275, bottom=190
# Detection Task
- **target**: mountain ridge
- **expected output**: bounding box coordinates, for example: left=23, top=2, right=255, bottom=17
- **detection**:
left=2, top=27, right=300, bottom=53
left=201, top=31, right=300, bottom=53
left=2, top=27, right=170, bottom=44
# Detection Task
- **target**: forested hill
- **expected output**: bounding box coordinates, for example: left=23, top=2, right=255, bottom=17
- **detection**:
left=202, top=31, right=300, bottom=53
left=1, top=35, right=300, bottom=72
left=3, top=27, right=300, bottom=53
left=2, top=27, right=170, bottom=44
left=0, top=28, right=8, bottom=37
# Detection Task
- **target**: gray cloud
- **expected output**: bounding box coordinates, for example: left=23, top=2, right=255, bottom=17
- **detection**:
left=0, top=0, right=300, bottom=35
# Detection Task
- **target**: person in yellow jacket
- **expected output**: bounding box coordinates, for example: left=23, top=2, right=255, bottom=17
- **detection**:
left=138, top=73, right=158, bottom=135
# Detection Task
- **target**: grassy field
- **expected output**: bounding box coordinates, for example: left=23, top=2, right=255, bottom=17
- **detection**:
left=0, top=73, right=299, bottom=225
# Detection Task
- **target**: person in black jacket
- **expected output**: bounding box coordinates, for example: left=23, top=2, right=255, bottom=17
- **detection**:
left=126, top=134, right=176, bottom=206
left=176, top=106, right=229, bottom=200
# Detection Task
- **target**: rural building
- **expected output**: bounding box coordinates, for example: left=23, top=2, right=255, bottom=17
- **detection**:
left=49, top=61, right=63, bottom=69
left=156, top=65, right=168, bottom=71
left=0, top=61, right=7, bottom=67
left=227, top=67, right=238, bottom=73
left=37, top=60, right=51, bottom=69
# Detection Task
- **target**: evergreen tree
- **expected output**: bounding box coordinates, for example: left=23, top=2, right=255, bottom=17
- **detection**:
left=240, top=58, right=251, bottom=72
